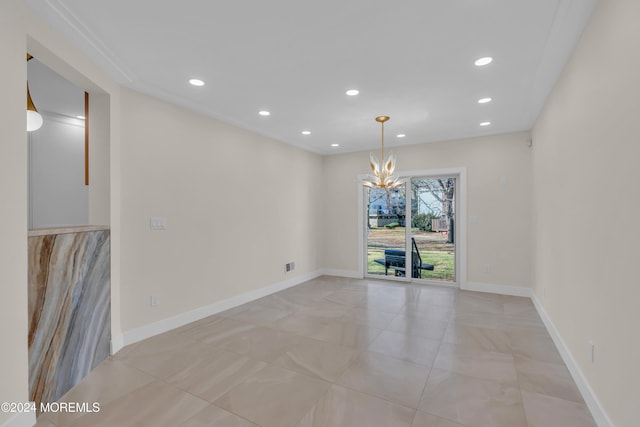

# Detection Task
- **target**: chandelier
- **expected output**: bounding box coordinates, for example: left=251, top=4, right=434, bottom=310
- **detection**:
left=362, top=115, right=405, bottom=189
left=26, top=54, right=43, bottom=132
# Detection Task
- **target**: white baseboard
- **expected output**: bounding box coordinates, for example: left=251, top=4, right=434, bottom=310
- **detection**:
left=530, top=294, right=613, bottom=427
left=111, top=270, right=323, bottom=354
left=461, top=281, right=533, bottom=298
left=110, top=333, right=124, bottom=355
left=0, top=411, right=36, bottom=427
left=320, top=269, right=362, bottom=279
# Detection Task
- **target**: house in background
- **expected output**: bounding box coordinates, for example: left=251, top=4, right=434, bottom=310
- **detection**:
left=1, top=1, right=639, bottom=427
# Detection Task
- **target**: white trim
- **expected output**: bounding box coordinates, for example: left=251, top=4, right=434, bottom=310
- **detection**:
left=111, top=270, right=322, bottom=352
left=110, top=333, right=124, bottom=355
left=461, top=281, right=533, bottom=298
left=531, top=293, right=613, bottom=427
left=0, top=411, right=36, bottom=427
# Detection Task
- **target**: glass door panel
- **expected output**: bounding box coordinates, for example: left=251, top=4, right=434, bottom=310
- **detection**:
left=366, top=186, right=407, bottom=278
left=410, top=177, right=456, bottom=282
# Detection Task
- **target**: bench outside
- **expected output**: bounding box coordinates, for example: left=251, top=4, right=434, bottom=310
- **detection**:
left=373, top=238, right=434, bottom=278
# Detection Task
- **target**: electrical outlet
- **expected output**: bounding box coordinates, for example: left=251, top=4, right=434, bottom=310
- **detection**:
left=291, top=261, right=295, bottom=271
left=150, top=295, right=159, bottom=307
left=588, top=341, right=595, bottom=363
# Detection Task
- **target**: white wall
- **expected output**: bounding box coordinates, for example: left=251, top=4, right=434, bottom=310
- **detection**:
left=0, top=3, right=30, bottom=425
left=322, top=132, right=533, bottom=290
left=118, top=88, right=324, bottom=331
left=531, top=1, right=640, bottom=426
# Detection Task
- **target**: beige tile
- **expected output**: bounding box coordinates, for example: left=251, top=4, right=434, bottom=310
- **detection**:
left=271, top=289, right=328, bottom=306
left=408, top=287, right=456, bottom=308
left=411, top=411, right=465, bottom=427
left=386, top=315, right=449, bottom=340
left=419, top=369, right=527, bottom=427
left=33, top=417, right=56, bottom=427
left=339, top=351, right=430, bottom=408
left=433, top=342, right=518, bottom=386
left=302, top=302, right=350, bottom=321
left=400, top=302, right=454, bottom=322
left=217, top=326, right=300, bottom=361
left=113, top=327, right=197, bottom=361
left=514, top=354, right=583, bottom=403
left=177, top=317, right=257, bottom=345
left=309, top=320, right=382, bottom=349
left=504, top=314, right=546, bottom=332
left=214, top=365, right=330, bottom=427
left=451, top=311, right=506, bottom=330
left=443, top=323, right=511, bottom=354
left=219, top=303, right=294, bottom=325
left=67, top=380, right=209, bottom=427
left=271, top=337, right=358, bottom=382
left=167, top=348, right=267, bottom=402
left=273, top=313, right=330, bottom=336
left=45, top=358, right=155, bottom=426
left=117, top=339, right=221, bottom=380
left=296, top=384, right=415, bottom=427
left=454, top=292, right=504, bottom=315
left=179, top=404, right=259, bottom=427
left=521, top=390, right=597, bottom=427
left=41, top=279, right=589, bottom=427
left=322, top=290, right=366, bottom=307
left=356, top=297, right=407, bottom=313
left=257, top=294, right=311, bottom=312
left=368, top=330, right=441, bottom=366
left=502, top=297, right=535, bottom=315
left=340, top=307, right=397, bottom=329
left=507, top=330, right=564, bottom=364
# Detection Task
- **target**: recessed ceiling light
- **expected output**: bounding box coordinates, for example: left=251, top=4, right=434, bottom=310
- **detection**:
left=258, top=110, right=270, bottom=116
left=480, top=121, right=492, bottom=126
left=346, top=89, right=359, bottom=96
left=76, top=115, right=85, bottom=120
left=189, top=78, right=205, bottom=86
left=474, top=57, right=493, bottom=66
left=301, top=130, right=311, bottom=135
left=331, top=143, right=340, bottom=147
left=396, top=134, right=406, bottom=138
left=478, top=97, right=492, bottom=104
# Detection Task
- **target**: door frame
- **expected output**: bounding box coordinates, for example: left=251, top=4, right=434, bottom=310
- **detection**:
left=358, top=167, right=467, bottom=288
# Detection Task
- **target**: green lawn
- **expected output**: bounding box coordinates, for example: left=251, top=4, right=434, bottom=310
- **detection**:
left=367, top=248, right=455, bottom=281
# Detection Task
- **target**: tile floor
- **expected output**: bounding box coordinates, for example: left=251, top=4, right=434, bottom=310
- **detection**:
left=35, top=276, right=597, bottom=427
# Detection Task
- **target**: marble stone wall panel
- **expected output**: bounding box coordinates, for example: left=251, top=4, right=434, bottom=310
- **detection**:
left=28, top=230, right=111, bottom=408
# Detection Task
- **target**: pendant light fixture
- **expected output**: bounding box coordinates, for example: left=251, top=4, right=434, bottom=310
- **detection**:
left=26, top=54, right=43, bottom=132
left=362, top=115, right=406, bottom=189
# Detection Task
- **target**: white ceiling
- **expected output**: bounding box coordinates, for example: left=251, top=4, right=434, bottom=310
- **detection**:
left=26, top=0, right=598, bottom=154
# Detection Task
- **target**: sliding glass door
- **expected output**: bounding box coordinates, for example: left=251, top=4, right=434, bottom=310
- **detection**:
left=364, top=175, right=457, bottom=284
left=410, top=177, right=456, bottom=283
